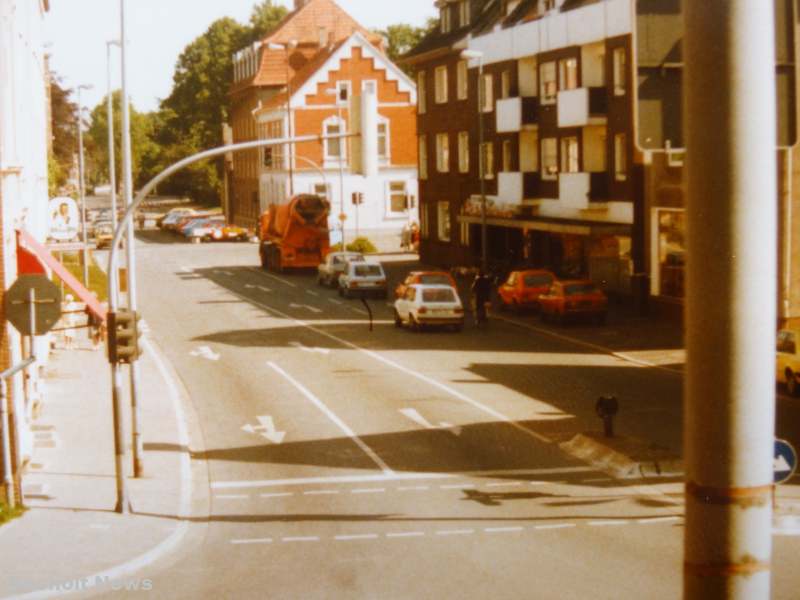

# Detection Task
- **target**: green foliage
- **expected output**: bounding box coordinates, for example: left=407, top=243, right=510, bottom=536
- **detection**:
left=0, top=500, right=25, bottom=526
left=247, top=1, right=289, bottom=44
left=49, top=74, right=77, bottom=194
left=48, top=155, right=65, bottom=198
left=377, top=21, right=438, bottom=75
left=55, top=253, right=109, bottom=302
left=345, top=237, right=378, bottom=254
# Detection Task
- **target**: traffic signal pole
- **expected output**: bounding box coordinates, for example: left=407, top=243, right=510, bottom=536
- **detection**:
left=684, top=2, right=777, bottom=597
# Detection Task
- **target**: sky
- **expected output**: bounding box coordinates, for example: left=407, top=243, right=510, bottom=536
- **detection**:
left=44, top=0, right=435, bottom=114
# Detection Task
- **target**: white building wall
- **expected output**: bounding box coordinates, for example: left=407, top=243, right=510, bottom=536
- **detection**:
left=0, top=0, right=51, bottom=465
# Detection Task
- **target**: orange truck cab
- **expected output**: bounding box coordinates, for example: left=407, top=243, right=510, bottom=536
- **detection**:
left=258, top=194, right=331, bottom=272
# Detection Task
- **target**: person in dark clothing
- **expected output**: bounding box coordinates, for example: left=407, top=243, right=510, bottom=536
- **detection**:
left=471, top=270, right=492, bottom=325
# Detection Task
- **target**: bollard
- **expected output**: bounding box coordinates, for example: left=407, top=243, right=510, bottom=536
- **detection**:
left=595, top=395, right=619, bottom=438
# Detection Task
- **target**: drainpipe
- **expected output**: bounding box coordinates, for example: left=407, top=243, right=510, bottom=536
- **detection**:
left=0, top=356, right=36, bottom=509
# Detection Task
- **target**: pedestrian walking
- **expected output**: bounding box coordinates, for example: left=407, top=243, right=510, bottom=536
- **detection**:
left=471, top=270, right=491, bottom=326
left=410, top=222, right=420, bottom=252
left=86, top=299, right=107, bottom=351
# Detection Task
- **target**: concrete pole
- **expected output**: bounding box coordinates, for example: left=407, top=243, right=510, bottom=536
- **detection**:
left=337, top=103, right=346, bottom=248
left=119, top=0, right=143, bottom=479
left=76, top=85, right=90, bottom=288
left=683, top=2, right=776, bottom=598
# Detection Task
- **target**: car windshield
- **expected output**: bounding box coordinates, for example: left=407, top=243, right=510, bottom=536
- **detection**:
left=565, top=284, right=599, bottom=296
left=523, top=274, right=553, bottom=287
left=354, top=265, right=382, bottom=277
left=419, top=274, right=451, bottom=286
left=422, top=288, right=456, bottom=303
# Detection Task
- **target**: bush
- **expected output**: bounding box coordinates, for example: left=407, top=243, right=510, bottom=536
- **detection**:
left=53, top=252, right=109, bottom=302
left=344, top=237, right=377, bottom=254
left=0, top=500, right=24, bottom=526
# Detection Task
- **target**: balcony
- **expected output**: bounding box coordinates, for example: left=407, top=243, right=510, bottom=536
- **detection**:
left=497, top=172, right=524, bottom=205
left=557, top=87, right=607, bottom=128
left=559, top=172, right=610, bottom=209
left=496, top=97, right=540, bottom=132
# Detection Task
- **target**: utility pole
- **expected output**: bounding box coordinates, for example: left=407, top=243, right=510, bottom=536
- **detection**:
left=683, top=2, right=776, bottom=597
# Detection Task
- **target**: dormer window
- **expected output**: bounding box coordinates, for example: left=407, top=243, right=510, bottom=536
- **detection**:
left=441, top=6, right=452, bottom=33
left=459, top=1, right=471, bottom=27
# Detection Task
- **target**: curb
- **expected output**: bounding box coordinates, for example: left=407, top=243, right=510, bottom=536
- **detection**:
left=559, top=433, right=683, bottom=480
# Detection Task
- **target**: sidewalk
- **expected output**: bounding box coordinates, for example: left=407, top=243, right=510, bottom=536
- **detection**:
left=0, top=331, right=198, bottom=598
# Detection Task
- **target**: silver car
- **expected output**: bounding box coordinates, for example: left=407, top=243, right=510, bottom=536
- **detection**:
left=317, top=252, right=365, bottom=287
left=338, top=260, right=387, bottom=299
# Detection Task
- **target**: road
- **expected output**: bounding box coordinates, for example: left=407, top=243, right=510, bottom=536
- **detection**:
left=99, top=231, right=800, bottom=599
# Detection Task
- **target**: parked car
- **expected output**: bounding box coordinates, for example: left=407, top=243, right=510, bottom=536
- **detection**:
left=777, top=329, right=800, bottom=395
left=158, top=207, right=197, bottom=229
left=539, top=280, right=608, bottom=324
left=394, top=270, right=457, bottom=299
left=497, top=269, right=556, bottom=311
left=94, top=221, right=114, bottom=249
left=317, top=252, right=365, bottom=287
left=338, top=260, right=387, bottom=299
left=209, top=223, right=251, bottom=242
left=183, top=217, right=225, bottom=242
left=394, top=284, right=464, bottom=332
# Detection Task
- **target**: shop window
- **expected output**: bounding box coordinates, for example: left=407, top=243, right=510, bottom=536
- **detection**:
left=657, top=209, right=686, bottom=298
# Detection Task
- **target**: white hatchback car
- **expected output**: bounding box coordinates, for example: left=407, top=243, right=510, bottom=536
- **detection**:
left=394, top=284, right=464, bottom=332
left=317, top=252, right=365, bottom=287
left=338, top=260, right=388, bottom=299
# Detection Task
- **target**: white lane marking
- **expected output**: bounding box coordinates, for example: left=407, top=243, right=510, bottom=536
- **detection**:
left=485, top=527, right=524, bottom=533
left=267, top=361, right=394, bottom=475
left=328, top=298, right=343, bottom=305
left=436, top=529, right=475, bottom=536
left=256, top=285, right=272, bottom=293
left=289, top=341, right=331, bottom=355
left=352, top=488, right=386, bottom=494
left=180, top=266, right=193, bottom=273
left=303, top=490, right=339, bottom=496
left=215, top=495, right=248, bottom=500
left=588, top=521, right=629, bottom=527
left=260, top=492, right=294, bottom=499
left=387, top=531, right=425, bottom=538
left=536, top=524, right=576, bottom=530
left=335, top=534, right=379, bottom=541
left=241, top=416, right=286, bottom=444
left=189, top=346, right=220, bottom=361
left=246, top=267, right=296, bottom=288
left=306, top=290, right=320, bottom=297
left=231, top=538, right=273, bottom=545
left=290, top=302, right=324, bottom=314
left=637, top=516, right=681, bottom=525
left=398, top=486, right=429, bottom=492
left=282, top=536, right=319, bottom=543
left=212, top=466, right=593, bottom=490
left=399, top=408, right=462, bottom=436
left=441, top=484, right=475, bottom=490
left=486, top=482, right=523, bottom=488
left=245, top=284, right=256, bottom=289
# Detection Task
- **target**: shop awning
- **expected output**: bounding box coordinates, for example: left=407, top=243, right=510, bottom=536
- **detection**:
left=16, top=229, right=107, bottom=322
left=457, top=215, right=632, bottom=237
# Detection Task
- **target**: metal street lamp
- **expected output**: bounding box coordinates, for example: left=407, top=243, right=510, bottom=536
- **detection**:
left=460, top=49, right=487, bottom=273
left=75, top=83, right=92, bottom=288
left=326, top=87, right=347, bottom=249
left=268, top=40, right=298, bottom=196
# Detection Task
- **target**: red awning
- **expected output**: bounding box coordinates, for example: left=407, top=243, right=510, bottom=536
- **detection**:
left=16, top=229, right=107, bottom=322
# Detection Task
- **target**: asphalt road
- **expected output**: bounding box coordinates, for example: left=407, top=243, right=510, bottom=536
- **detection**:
left=98, top=231, right=800, bottom=599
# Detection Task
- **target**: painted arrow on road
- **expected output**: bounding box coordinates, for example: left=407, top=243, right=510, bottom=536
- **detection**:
left=242, top=416, right=286, bottom=444
left=290, top=303, right=323, bottom=314
left=190, top=346, right=220, bottom=361
left=289, top=341, right=331, bottom=355
left=399, top=408, right=462, bottom=436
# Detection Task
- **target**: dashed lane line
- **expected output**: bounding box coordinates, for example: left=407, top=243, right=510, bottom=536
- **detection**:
left=303, top=490, right=339, bottom=496
left=246, top=267, right=297, bottom=288
left=588, top=520, right=629, bottom=527
left=486, top=482, right=523, bottom=488
left=386, top=531, right=425, bottom=538
left=282, top=536, right=320, bottom=543
left=335, top=534, right=380, bottom=541
left=535, top=524, right=576, bottom=531
left=351, top=488, right=386, bottom=494
left=436, top=529, right=475, bottom=536
left=485, top=526, right=524, bottom=533
left=231, top=538, right=273, bottom=545
left=259, top=492, right=294, bottom=499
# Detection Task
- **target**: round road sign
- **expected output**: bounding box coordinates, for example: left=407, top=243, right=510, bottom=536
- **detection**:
left=775, top=438, right=797, bottom=484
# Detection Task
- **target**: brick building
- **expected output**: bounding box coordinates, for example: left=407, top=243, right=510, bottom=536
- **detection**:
left=229, top=0, right=417, bottom=249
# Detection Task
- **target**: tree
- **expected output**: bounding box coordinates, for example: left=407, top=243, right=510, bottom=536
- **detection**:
left=377, top=20, right=438, bottom=75
left=49, top=74, right=78, bottom=195
left=247, top=0, right=288, bottom=44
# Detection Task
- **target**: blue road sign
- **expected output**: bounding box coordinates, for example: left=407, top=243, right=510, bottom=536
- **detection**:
left=775, top=439, right=797, bottom=484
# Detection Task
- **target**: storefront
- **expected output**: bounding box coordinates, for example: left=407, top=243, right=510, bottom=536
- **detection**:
left=650, top=207, right=686, bottom=300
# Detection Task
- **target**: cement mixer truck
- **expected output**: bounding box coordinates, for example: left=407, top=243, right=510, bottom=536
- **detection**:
left=258, top=194, right=331, bottom=272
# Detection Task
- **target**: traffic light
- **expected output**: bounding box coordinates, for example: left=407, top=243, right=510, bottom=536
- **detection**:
left=351, top=192, right=364, bottom=205
left=107, top=309, right=142, bottom=364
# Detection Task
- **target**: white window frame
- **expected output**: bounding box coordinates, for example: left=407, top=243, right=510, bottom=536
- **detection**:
left=614, top=133, right=627, bottom=181
left=419, top=135, right=428, bottom=180
left=541, top=137, right=558, bottom=180
left=480, top=73, right=493, bottom=113
left=437, top=201, right=451, bottom=242
left=377, top=117, right=390, bottom=162
left=434, top=65, right=449, bottom=104
left=540, top=62, right=557, bottom=105
left=417, top=71, right=427, bottom=114
left=480, top=142, right=494, bottom=180
left=336, top=80, right=352, bottom=105
left=323, top=115, right=347, bottom=163
left=458, top=131, right=469, bottom=173
left=386, top=181, right=409, bottom=217
left=457, top=60, right=468, bottom=100
left=613, top=47, right=627, bottom=96
left=436, top=133, right=450, bottom=173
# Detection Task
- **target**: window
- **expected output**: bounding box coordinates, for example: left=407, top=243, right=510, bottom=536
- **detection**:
left=501, top=70, right=511, bottom=99
left=441, top=6, right=451, bottom=33
left=558, top=58, right=579, bottom=91
left=436, top=133, right=450, bottom=172
left=421, top=203, right=430, bottom=238
left=542, top=137, right=558, bottom=179
left=387, top=181, right=408, bottom=214
left=459, top=0, right=471, bottom=27
left=435, top=66, right=448, bottom=104
left=458, top=131, right=469, bottom=173
left=313, top=183, right=331, bottom=202
left=324, top=117, right=346, bottom=161
left=613, top=47, right=626, bottom=96
left=560, top=137, right=579, bottom=173
left=336, top=81, right=352, bottom=104
left=502, top=139, right=513, bottom=172
left=378, top=119, right=390, bottom=160
left=614, top=133, right=627, bottom=180
left=419, top=135, right=428, bottom=179
left=457, top=61, right=468, bottom=100
left=480, top=73, right=493, bottom=113
left=437, top=201, right=451, bottom=241
left=540, top=62, right=557, bottom=104
left=480, top=142, right=494, bottom=180
left=460, top=221, right=470, bottom=246
left=417, top=71, right=427, bottom=114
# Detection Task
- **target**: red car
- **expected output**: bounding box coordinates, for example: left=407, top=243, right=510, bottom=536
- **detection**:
left=394, top=271, right=457, bottom=299
left=497, top=269, right=555, bottom=311
left=539, top=280, right=608, bottom=324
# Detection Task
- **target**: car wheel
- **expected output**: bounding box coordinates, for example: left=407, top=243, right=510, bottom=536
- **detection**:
left=394, top=310, right=403, bottom=328
left=787, top=370, right=799, bottom=396
left=410, top=315, right=420, bottom=332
